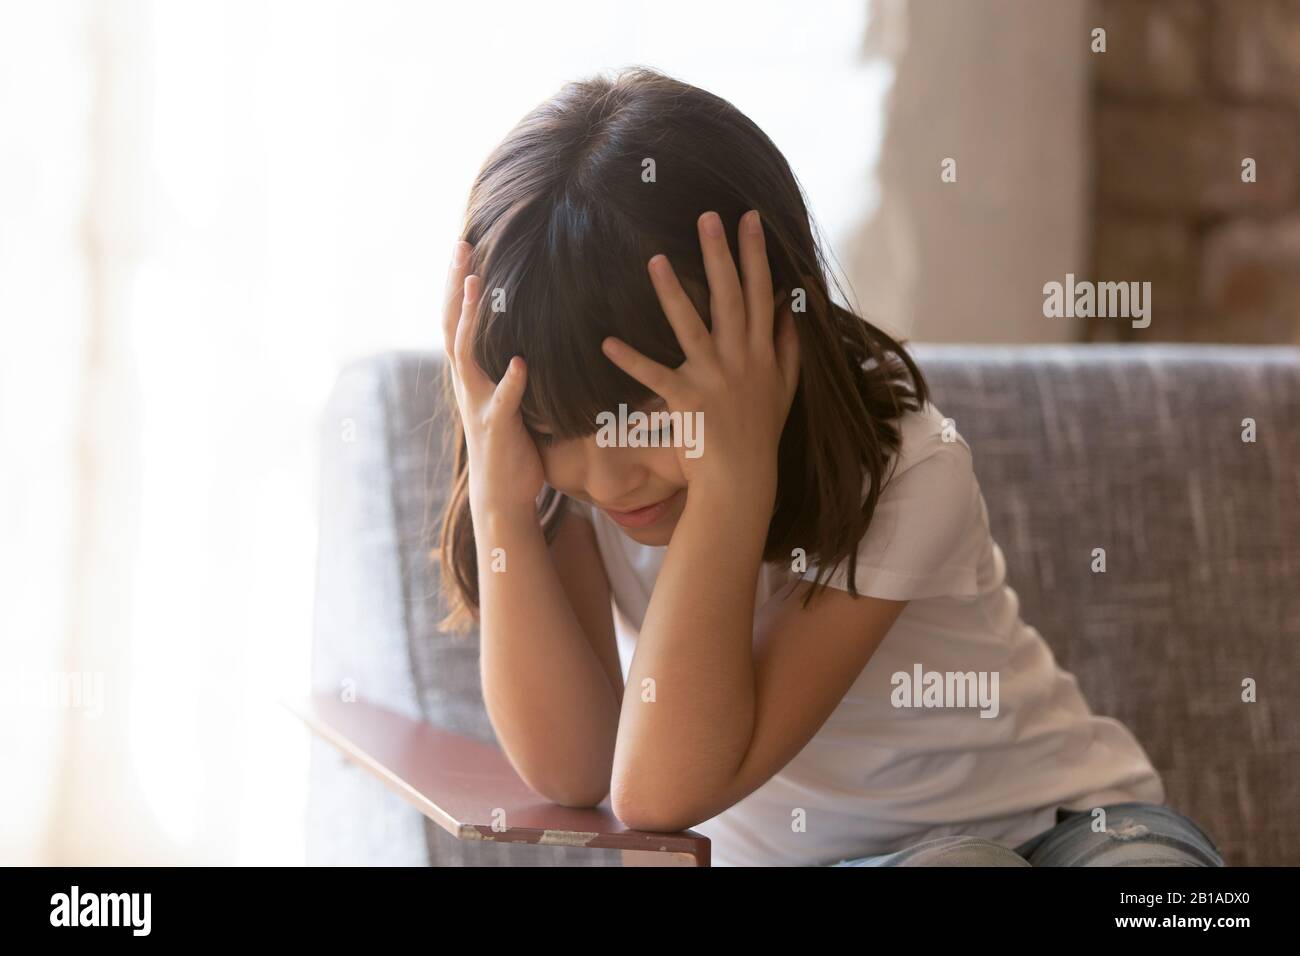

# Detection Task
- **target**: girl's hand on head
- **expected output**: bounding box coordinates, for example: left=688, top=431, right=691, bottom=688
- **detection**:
left=442, top=240, right=545, bottom=515
left=600, top=210, right=800, bottom=506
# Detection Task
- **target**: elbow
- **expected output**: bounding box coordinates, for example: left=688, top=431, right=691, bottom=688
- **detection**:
left=610, top=781, right=698, bottom=833
left=534, top=776, right=610, bottom=809
left=551, top=786, right=610, bottom=810
left=518, top=768, right=609, bottom=810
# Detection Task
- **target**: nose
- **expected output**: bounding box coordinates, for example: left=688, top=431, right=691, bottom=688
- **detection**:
left=581, top=443, right=648, bottom=508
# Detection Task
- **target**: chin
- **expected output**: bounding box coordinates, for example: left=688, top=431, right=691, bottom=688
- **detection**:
left=620, top=520, right=676, bottom=547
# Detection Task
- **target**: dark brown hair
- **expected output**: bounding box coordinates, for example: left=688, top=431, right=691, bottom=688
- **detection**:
left=436, top=66, right=928, bottom=631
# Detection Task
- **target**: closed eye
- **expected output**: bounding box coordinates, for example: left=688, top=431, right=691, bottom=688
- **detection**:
left=647, top=405, right=672, bottom=438
left=526, top=402, right=669, bottom=448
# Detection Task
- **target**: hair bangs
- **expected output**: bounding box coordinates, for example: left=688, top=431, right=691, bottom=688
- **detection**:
left=473, top=190, right=691, bottom=439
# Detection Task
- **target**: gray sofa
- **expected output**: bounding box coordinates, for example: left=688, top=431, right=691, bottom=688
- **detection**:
left=306, top=344, right=1300, bottom=866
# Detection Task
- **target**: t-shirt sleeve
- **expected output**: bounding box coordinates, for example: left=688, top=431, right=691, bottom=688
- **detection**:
left=801, top=434, right=984, bottom=602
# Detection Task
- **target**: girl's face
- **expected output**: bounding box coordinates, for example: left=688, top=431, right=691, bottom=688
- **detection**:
left=533, top=397, right=688, bottom=547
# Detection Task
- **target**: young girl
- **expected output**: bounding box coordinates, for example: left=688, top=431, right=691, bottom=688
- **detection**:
left=435, top=67, right=1225, bottom=867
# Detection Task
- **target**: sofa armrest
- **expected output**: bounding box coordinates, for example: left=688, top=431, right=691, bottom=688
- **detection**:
left=288, top=692, right=711, bottom=867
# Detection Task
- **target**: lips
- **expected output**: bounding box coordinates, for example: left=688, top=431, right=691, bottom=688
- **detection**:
left=599, top=489, right=684, bottom=529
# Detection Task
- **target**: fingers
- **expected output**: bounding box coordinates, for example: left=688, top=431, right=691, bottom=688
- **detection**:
left=646, top=254, right=713, bottom=364
left=442, top=240, right=471, bottom=360
left=491, top=355, right=528, bottom=419
left=738, top=210, right=775, bottom=351
left=601, top=336, right=677, bottom=401
left=650, top=211, right=772, bottom=366
left=442, top=241, right=529, bottom=431
left=452, top=273, right=496, bottom=402
left=697, top=211, right=746, bottom=356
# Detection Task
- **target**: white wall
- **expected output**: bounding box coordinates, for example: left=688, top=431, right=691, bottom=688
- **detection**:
left=848, top=0, right=1090, bottom=343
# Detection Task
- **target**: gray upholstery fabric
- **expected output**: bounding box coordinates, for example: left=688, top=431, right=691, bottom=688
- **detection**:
left=910, top=344, right=1300, bottom=868
left=308, top=344, right=1300, bottom=867
left=306, top=357, right=431, bottom=866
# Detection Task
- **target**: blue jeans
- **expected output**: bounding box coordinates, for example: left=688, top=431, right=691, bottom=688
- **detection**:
left=830, top=802, right=1226, bottom=866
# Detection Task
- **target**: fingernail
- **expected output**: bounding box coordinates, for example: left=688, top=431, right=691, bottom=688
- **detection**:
left=700, top=212, right=723, bottom=237
left=451, top=241, right=468, bottom=267
left=743, top=210, right=762, bottom=235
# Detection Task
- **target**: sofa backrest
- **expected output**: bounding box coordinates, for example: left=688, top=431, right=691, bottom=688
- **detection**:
left=911, top=344, right=1300, bottom=866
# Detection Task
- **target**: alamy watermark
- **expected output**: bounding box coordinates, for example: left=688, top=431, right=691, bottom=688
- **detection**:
left=1043, top=273, right=1151, bottom=329
left=50, top=886, right=150, bottom=936
left=891, top=663, right=1000, bottom=718
left=595, top=403, right=703, bottom=458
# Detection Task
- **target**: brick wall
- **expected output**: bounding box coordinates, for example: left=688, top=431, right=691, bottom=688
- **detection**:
left=1089, top=0, right=1300, bottom=343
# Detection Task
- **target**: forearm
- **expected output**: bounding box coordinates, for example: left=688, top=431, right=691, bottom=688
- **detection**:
left=611, top=481, right=771, bottom=826
left=474, top=501, right=620, bottom=806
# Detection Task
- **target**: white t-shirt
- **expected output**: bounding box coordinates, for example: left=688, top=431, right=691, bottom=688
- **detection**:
left=568, top=399, right=1165, bottom=866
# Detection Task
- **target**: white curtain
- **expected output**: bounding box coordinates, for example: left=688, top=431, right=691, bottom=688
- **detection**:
left=0, top=0, right=884, bottom=864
